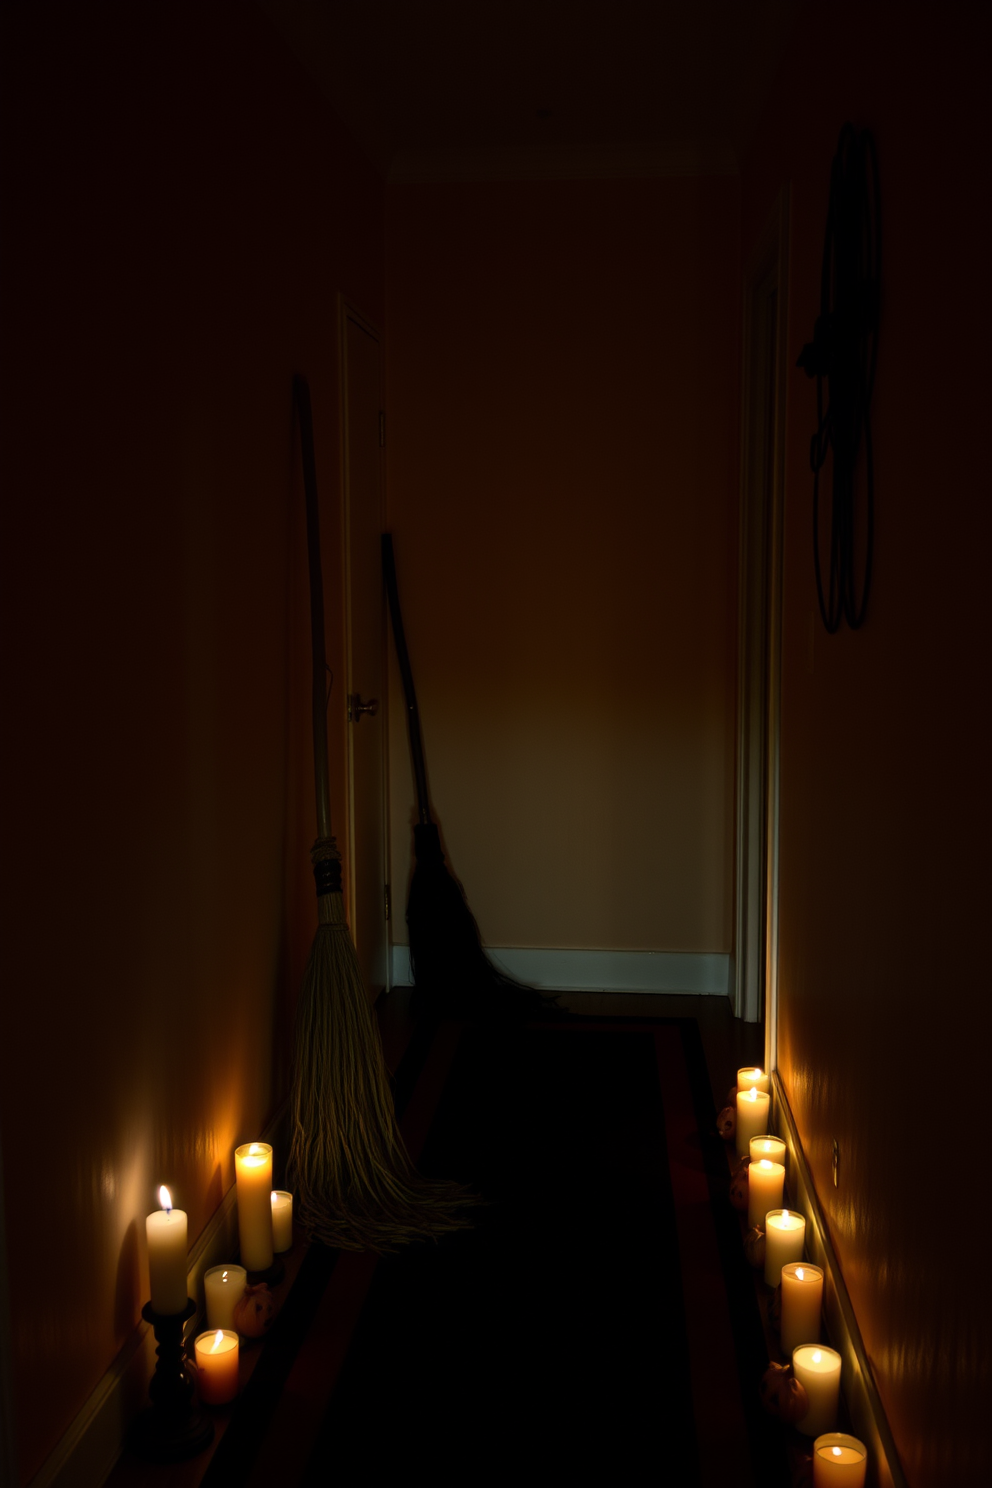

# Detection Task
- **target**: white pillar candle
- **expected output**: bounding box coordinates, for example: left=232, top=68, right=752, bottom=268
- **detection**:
left=749, top=1135, right=787, bottom=1167
left=234, top=1142, right=273, bottom=1272
left=194, top=1328, right=240, bottom=1405
left=271, top=1190, right=293, bottom=1253
left=793, top=1345, right=842, bottom=1437
left=764, top=1207, right=806, bottom=1286
left=145, top=1186, right=187, bottom=1315
left=781, top=1261, right=824, bottom=1356
left=736, top=1087, right=771, bottom=1156
left=204, top=1265, right=247, bottom=1331
left=747, top=1158, right=785, bottom=1230
left=737, top=1065, right=770, bottom=1095
left=813, top=1433, right=867, bottom=1486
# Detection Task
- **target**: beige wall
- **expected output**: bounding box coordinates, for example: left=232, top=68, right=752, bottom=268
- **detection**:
left=0, top=4, right=382, bottom=1479
left=743, top=5, right=991, bottom=1483
left=385, top=177, right=741, bottom=955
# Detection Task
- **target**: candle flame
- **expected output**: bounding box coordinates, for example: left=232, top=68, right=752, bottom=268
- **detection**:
left=782, top=1208, right=789, bottom=1219
left=832, top=1448, right=842, bottom=1457
left=222, top=1270, right=228, bottom=1282
left=210, top=1329, right=225, bottom=1353
left=158, top=1186, right=172, bottom=1214
left=746, top=1088, right=757, bottom=1102
left=812, top=1349, right=822, bottom=1363
left=797, top=1267, right=805, bottom=1280
left=249, top=1143, right=262, bottom=1155
left=271, top=1191, right=278, bottom=1202
left=760, top=1159, right=772, bottom=1169
left=751, top=1068, right=762, bottom=1077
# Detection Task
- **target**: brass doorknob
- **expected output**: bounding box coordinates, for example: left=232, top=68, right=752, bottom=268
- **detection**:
left=348, top=694, right=379, bottom=722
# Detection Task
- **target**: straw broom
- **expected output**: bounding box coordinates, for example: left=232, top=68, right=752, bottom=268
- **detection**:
left=288, top=377, right=474, bottom=1250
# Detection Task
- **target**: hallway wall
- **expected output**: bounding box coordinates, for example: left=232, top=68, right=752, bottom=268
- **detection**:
left=742, top=5, right=991, bottom=1483
left=0, top=4, right=383, bottom=1479
left=384, top=176, right=740, bottom=958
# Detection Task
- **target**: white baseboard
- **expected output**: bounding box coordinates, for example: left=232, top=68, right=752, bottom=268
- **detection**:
left=390, top=944, right=731, bottom=996
left=29, top=1104, right=289, bottom=1488
left=771, top=1075, right=906, bottom=1488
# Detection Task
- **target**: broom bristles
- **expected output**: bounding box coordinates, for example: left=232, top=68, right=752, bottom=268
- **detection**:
left=289, top=891, right=476, bottom=1251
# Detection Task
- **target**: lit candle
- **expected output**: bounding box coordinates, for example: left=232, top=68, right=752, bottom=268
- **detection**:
left=234, top=1142, right=273, bottom=1272
left=749, top=1135, right=787, bottom=1167
left=812, top=1433, right=867, bottom=1486
left=736, top=1087, right=771, bottom=1156
left=203, top=1265, right=247, bottom=1331
left=764, top=1207, right=806, bottom=1286
left=271, top=1190, right=293, bottom=1253
left=780, top=1261, right=824, bottom=1356
left=145, top=1186, right=187, bottom=1315
left=737, top=1066, right=770, bottom=1095
left=747, top=1158, right=785, bottom=1230
left=793, top=1345, right=842, bottom=1436
left=194, top=1328, right=240, bottom=1405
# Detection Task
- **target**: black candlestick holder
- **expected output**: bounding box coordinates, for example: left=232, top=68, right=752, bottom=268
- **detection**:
left=127, top=1298, right=213, bottom=1462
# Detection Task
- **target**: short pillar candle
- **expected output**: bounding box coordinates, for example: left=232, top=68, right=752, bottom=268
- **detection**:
left=736, top=1087, right=771, bottom=1156
left=271, top=1191, right=293, bottom=1253
left=747, top=1158, right=785, bottom=1230
left=793, top=1345, right=842, bottom=1437
left=780, top=1261, right=824, bottom=1356
left=813, top=1433, right=867, bottom=1486
left=737, top=1066, right=770, bottom=1095
left=234, top=1143, right=273, bottom=1272
left=204, top=1266, right=247, bottom=1331
left=749, top=1135, right=787, bottom=1167
left=764, top=1208, right=806, bottom=1286
left=145, top=1187, right=188, bottom=1315
left=194, top=1329, right=240, bottom=1405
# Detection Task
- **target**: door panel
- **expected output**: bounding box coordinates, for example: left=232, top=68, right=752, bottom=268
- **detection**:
left=343, top=308, right=388, bottom=998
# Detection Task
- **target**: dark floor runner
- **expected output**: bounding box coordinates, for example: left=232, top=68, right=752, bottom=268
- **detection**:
left=305, top=1023, right=699, bottom=1486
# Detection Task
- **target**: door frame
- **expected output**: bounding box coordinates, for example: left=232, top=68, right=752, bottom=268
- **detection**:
left=733, top=187, right=790, bottom=1057
left=338, top=294, right=391, bottom=993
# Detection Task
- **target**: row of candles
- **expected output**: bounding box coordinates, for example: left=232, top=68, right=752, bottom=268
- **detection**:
left=733, top=1068, right=868, bottom=1487
left=145, top=1142, right=291, bottom=1404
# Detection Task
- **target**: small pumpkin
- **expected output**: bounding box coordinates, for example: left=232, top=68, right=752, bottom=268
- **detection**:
left=743, top=1226, right=766, bottom=1269
left=768, top=1282, right=782, bottom=1333
left=233, top=1282, right=275, bottom=1338
left=729, top=1170, right=749, bottom=1211
left=716, top=1105, right=736, bottom=1141
left=759, top=1360, right=809, bottom=1423
left=731, top=1154, right=750, bottom=1178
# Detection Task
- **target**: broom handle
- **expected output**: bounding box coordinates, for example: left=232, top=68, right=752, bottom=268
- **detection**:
left=294, top=374, right=332, bottom=842
left=381, top=534, right=431, bottom=825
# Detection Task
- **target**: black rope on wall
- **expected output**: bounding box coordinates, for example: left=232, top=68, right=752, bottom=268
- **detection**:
left=798, top=124, right=881, bottom=632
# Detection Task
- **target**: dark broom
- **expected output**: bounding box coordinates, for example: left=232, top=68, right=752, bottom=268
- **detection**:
left=382, top=532, right=555, bottom=1020
left=288, top=378, right=474, bottom=1250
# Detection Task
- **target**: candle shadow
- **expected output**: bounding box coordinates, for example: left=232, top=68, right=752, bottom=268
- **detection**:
left=114, top=1218, right=141, bottom=1338
left=205, top=1162, right=224, bottom=1216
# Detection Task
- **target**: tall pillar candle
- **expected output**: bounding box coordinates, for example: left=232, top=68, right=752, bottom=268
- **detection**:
left=736, top=1087, right=771, bottom=1156
left=145, top=1186, right=187, bottom=1315
left=750, top=1135, right=786, bottom=1167
left=747, top=1158, right=785, bottom=1230
left=764, top=1207, right=806, bottom=1286
left=793, top=1345, right=842, bottom=1437
left=204, top=1265, right=247, bottom=1331
left=737, top=1066, right=770, bottom=1095
left=194, top=1328, right=240, bottom=1405
left=813, top=1433, right=867, bottom=1486
left=235, top=1143, right=273, bottom=1272
left=780, top=1262, right=824, bottom=1355
left=271, top=1191, right=293, bottom=1253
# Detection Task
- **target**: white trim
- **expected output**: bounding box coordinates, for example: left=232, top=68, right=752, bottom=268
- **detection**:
left=390, top=945, right=731, bottom=996
left=28, top=1106, right=288, bottom=1488
left=772, top=1075, right=907, bottom=1488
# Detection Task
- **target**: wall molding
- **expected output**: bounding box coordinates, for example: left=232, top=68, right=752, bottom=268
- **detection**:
left=29, top=1105, right=289, bottom=1488
left=772, top=1075, right=906, bottom=1488
left=390, top=945, right=731, bottom=996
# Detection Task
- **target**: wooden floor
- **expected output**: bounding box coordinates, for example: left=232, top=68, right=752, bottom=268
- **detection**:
left=106, top=990, right=761, bottom=1488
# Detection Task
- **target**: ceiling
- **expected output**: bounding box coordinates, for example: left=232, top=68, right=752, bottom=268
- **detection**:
left=257, top=0, right=800, bottom=181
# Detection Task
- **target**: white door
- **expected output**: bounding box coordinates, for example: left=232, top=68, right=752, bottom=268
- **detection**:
left=342, top=304, right=389, bottom=1000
